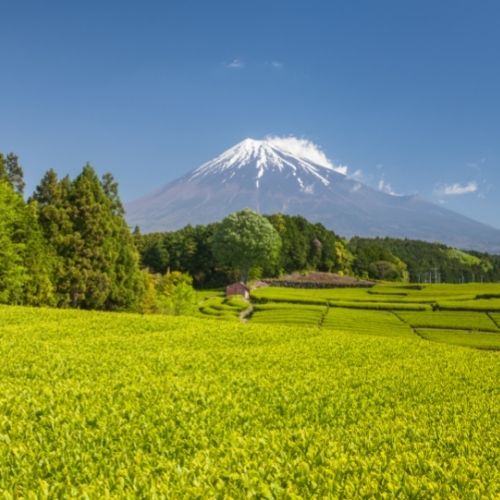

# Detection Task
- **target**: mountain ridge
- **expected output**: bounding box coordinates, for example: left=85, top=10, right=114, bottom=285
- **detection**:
left=126, top=137, right=500, bottom=253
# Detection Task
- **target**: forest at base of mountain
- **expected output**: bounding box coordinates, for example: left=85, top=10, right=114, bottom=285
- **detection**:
left=2, top=153, right=500, bottom=315
left=135, top=215, right=500, bottom=288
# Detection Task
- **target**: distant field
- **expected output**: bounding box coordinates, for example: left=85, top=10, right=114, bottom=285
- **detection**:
left=436, top=299, right=500, bottom=312
left=251, top=282, right=500, bottom=305
left=197, top=295, right=248, bottom=320
left=328, top=300, right=430, bottom=311
left=417, top=328, right=500, bottom=351
left=397, top=311, right=499, bottom=332
left=247, top=283, right=500, bottom=350
left=490, top=313, right=500, bottom=328
left=0, top=305, right=499, bottom=497
left=251, top=303, right=326, bottom=326
left=323, top=308, right=413, bottom=338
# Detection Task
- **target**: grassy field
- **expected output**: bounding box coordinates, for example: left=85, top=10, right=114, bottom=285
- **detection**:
left=0, top=305, right=499, bottom=497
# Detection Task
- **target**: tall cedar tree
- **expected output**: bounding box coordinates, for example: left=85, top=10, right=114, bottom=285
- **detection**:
left=5, top=153, right=25, bottom=195
left=31, top=169, right=75, bottom=306
left=33, top=164, right=143, bottom=309
left=0, top=152, right=25, bottom=194
left=0, top=178, right=53, bottom=305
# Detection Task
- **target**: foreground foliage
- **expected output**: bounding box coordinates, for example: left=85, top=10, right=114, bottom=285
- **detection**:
left=0, top=305, right=499, bottom=497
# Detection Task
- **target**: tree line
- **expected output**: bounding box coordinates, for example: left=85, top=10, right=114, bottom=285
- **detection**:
left=1, top=154, right=144, bottom=309
left=135, top=212, right=354, bottom=287
left=2, top=152, right=500, bottom=314
left=136, top=213, right=500, bottom=287
left=348, top=237, right=500, bottom=283
left=0, top=153, right=199, bottom=314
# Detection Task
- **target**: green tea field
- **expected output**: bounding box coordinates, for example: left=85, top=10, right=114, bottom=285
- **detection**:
left=1, top=300, right=499, bottom=497
left=249, top=283, right=500, bottom=350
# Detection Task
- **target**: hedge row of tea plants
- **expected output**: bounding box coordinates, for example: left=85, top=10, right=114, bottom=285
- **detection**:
left=249, top=283, right=500, bottom=349
left=416, top=328, right=500, bottom=350
left=0, top=305, right=499, bottom=497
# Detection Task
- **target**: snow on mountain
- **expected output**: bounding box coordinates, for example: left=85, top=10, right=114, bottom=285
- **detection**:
left=190, top=137, right=348, bottom=190
left=125, top=137, right=500, bottom=253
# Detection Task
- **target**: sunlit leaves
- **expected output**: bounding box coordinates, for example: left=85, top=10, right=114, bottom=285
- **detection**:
left=0, top=305, right=498, bottom=496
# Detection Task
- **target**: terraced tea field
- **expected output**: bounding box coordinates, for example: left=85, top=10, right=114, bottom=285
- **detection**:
left=397, top=311, right=498, bottom=332
left=436, top=299, right=500, bottom=311
left=249, top=283, right=500, bottom=350
left=417, top=329, right=500, bottom=350
left=197, top=294, right=249, bottom=320
left=0, top=305, right=499, bottom=497
left=251, top=302, right=326, bottom=326
left=323, top=308, right=413, bottom=338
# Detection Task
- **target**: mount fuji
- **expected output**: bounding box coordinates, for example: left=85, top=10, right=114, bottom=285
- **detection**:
left=126, top=137, right=500, bottom=253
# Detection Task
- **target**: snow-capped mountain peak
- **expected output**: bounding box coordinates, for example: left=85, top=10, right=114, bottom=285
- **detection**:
left=126, top=136, right=500, bottom=253
left=189, top=136, right=348, bottom=189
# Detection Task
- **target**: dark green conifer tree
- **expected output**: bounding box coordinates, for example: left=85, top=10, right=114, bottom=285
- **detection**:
left=0, top=154, right=7, bottom=183
left=0, top=177, right=53, bottom=305
left=31, top=169, right=75, bottom=306
left=101, top=173, right=144, bottom=311
left=5, top=153, right=25, bottom=195
left=33, top=165, right=143, bottom=309
left=21, top=200, right=55, bottom=305
left=0, top=180, right=27, bottom=303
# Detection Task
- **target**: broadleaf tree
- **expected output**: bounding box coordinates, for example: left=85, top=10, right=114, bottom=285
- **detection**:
left=211, top=209, right=281, bottom=283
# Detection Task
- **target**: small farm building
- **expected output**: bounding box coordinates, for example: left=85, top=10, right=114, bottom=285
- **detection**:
left=226, top=282, right=250, bottom=300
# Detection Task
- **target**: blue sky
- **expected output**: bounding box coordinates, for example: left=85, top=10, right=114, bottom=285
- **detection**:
left=1, top=0, right=499, bottom=228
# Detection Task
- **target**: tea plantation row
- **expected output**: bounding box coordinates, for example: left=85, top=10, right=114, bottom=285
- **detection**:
left=246, top=283, right=500, bottom=350
left=0, top=305, right=499, bottom=497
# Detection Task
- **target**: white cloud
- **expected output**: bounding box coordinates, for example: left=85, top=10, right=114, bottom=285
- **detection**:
left=467, top=158, right=486, bottom=170
left=436, top=181, right=478, bottom=196
left=226, top=58, right=245, bottom=69
left=269, top=61, right=284, bottom=69
left=225, top=59, right=285, bottom=71
left=377, top=177, right=399, bottom=196
left=350, top=169, right=364, bottom=180
left=265, top=136, right=348, bottom=174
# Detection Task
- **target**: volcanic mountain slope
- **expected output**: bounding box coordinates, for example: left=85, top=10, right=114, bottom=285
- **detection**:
left=126, top=137, right=500, bottom=253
